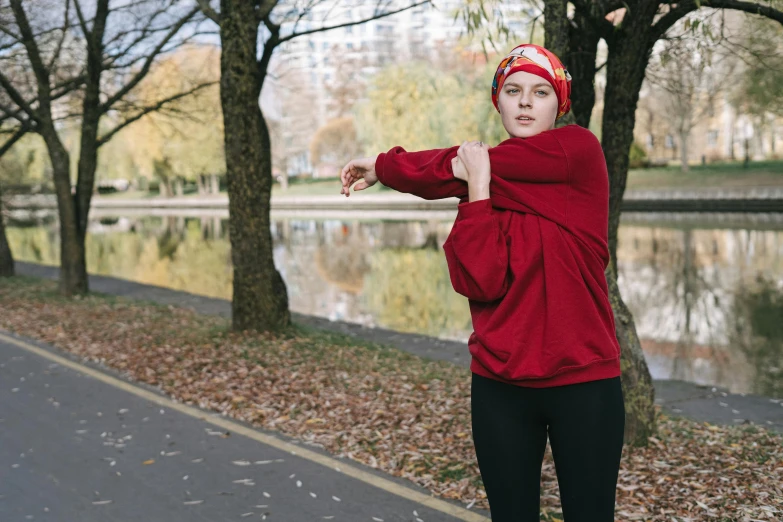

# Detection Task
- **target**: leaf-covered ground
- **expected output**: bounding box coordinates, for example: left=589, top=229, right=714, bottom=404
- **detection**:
left=1, top=278, right=780, bottom=521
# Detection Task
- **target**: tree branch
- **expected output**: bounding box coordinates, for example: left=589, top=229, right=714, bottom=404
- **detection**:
left=46, top=0, right=72, bottom=72
left=0, top=70, right=38, bottom=122
left=649, top=1, right=699, bottom=42
left=0, top=104, right=27, bottom=126
left=72, top=0, right=92, bottom=40
left=0, top=22, right=22, bottom=42
left=0, top=120, right=32, bottom=158
left=100, top=5, right=201, bottom=113
left=196, top=0, right=221, bottom=25
left=258, top=16, right=280, bottom=86
left=97, top=81, right=217, bottom=147
left=9, top=0, right=51, bottom=103
left=51, top=73, right=87, bottom=99
left=101, top=12, right=185, bottom=71
left=651, top=0, right=783, bottom=43
left=276, top=1, right=431, bottom=45
left=704, top=0, right=783, bottom=25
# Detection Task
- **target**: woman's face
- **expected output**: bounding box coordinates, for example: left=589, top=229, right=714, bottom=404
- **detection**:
left=497, top=70, right=559, bottom=139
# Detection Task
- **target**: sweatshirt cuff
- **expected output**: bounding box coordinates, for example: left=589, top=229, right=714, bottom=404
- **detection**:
left=457, top=198, right=493, bottom=220
left=375, top=153, right=386, bottom=185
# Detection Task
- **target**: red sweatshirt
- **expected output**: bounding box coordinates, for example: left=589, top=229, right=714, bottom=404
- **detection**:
left=375, top=125, right=621, bottom=388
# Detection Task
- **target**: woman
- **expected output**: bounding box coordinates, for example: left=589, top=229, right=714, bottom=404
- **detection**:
left=340, top=44, right=625, bottom=521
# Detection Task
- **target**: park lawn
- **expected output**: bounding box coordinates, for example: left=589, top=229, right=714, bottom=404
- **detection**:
left=626, top=160, right=783, bottom=190
left=1, top=277, right=781, bottom=521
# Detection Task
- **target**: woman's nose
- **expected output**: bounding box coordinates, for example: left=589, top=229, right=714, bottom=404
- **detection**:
left=518, top=93, right=532, bottom=107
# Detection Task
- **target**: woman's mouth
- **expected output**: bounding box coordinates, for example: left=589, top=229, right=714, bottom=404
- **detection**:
left=516, top=116, right=535, bottom=124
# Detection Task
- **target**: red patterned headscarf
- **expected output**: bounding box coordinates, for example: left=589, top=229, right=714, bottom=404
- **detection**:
left=491, top=44, right=572, bottom=120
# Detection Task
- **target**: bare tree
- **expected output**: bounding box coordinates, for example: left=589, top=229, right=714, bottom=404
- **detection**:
left=0, top=0, right=215, bottom=295
left=195, top=0, right=429, bottom=332
left=646, top=30, right=737, bottom=172
left=0, top=25, right=86, bottom=278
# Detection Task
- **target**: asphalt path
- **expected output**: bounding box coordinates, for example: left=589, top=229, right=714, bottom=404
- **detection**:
left=0, top=332, right=487, bottom=522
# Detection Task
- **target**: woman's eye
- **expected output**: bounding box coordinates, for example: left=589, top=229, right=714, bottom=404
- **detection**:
left=507, top=89, right=518, bottom=94
left=536, top=90, right=548, bottom=96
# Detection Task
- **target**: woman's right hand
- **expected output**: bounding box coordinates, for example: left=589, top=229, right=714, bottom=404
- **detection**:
left=340, top=156, right=379, bottom=197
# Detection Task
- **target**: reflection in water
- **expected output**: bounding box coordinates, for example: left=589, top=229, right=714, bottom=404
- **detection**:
left=6, top=212, right=782, bottom=398
left=618, top=223, right=783, bottom=397
left=731, top=278, right=783, bottom=399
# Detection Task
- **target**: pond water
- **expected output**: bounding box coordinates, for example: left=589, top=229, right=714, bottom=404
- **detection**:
left=6, top=209, right=783, bottom=399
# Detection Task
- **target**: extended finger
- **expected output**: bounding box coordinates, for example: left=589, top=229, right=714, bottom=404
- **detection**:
left=340, top=163, right=352, bottom=185
left=341, top=165, right=354, bottom=196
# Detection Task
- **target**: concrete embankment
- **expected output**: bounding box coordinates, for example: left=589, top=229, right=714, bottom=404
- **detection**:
left=6, top=186, right=783, bottom=212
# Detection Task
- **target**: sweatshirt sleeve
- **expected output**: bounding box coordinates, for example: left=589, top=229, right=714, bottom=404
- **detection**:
left=375, top=146, right=468, bottom=200
left=488, top=131, right=569, bottom=185
left=443, top=199, right=509, bottom=302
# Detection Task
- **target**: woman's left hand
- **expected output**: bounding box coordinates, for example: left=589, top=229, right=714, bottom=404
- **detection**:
left=451, top=156, right=469, bottom=182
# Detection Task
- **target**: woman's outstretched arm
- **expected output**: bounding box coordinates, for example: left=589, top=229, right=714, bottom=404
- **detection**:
left=340, top=147, right=468, bottom=200
left=342, top=126, right=587, bottom=201
left=374, top=146, right=468, bottom=200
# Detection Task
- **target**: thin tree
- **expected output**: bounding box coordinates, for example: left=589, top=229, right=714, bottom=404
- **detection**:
left=195, top=0, right=429, bottom=332
left=0, top=42, right=86, bottom=278
left=0, top=0, right=215, bottom=295
left=646, top=25, right=737, bottom=172
left=0, top=125, right=29, bottom=277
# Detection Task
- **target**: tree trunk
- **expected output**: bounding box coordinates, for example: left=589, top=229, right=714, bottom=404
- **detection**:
left=544, top=0, right=569, bottom=60
left=606, top=264, right=656, bottom=445
left=42, top=129, right=88, bottom=295
left=679, top=129, right=690, bottom=172
left=174, top=177, right=184, bottom=196
left=602, top=19, right=660, bottom=445
left=197, top=175, right=207, bottom=195
left=0, top=184, right=15, bottom=277
left=66, top=0, right=109, bottom=296
left=729, top=113, right=736, bottom=160
left=159, top=178, right=170, bottom=198
left=744, top=139, right=750, bottom=167
left=210, top=173, right=220, bottom=194
left=220, top=0, right=290, bottom=332
left=567, top=6, right=600, bottom=129
left=545, top=0, right=577, bottom=127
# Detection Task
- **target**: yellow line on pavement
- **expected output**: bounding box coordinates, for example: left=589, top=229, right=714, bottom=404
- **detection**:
left=0, top=331, right=487, bottom=521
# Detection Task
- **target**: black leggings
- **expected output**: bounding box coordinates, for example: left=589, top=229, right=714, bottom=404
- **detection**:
left=471, top=373, right=625, bottom=521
